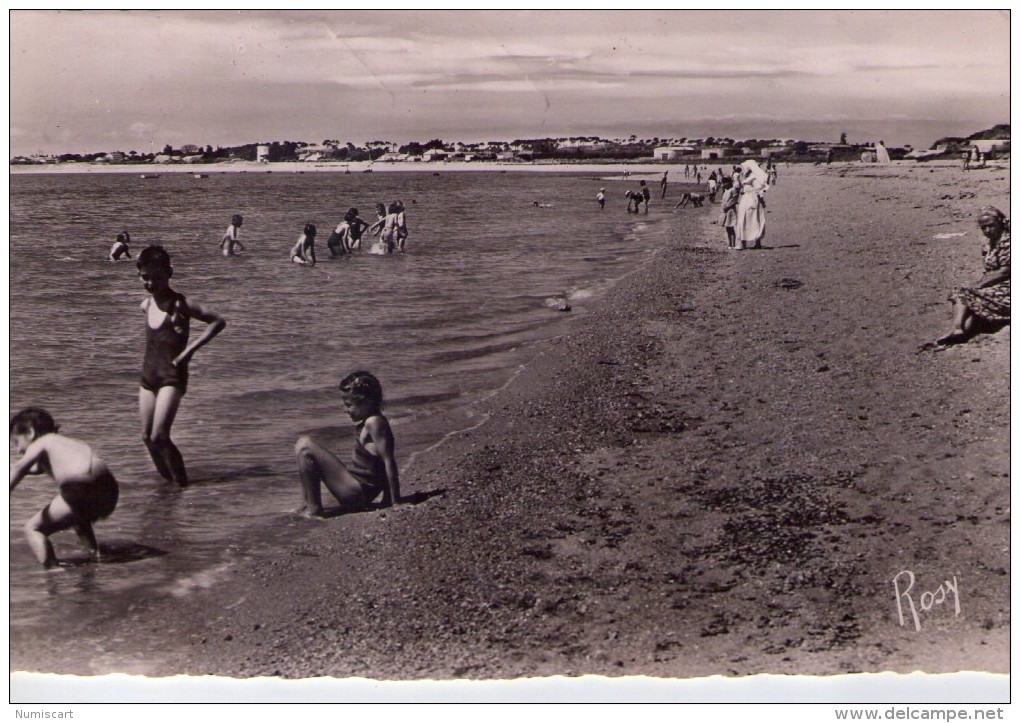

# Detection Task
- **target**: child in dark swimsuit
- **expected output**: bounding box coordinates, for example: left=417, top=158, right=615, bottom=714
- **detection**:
left=137, top=245, right=226, bottom=486
left=10, top=408, right=119, bottom=567
left=294, top=371, right=402, bottom=517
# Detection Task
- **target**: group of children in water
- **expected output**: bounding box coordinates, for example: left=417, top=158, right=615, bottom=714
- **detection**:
left=291, top=202, right=410, bottom=265
left=15, top=224, right=404, bottom=567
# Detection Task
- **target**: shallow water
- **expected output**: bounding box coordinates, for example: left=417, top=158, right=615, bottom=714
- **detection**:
left=8, top=170, right=673, bottom=633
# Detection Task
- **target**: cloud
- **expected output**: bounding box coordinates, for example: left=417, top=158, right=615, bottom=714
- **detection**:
left=129, top=122, right=158, bottom=139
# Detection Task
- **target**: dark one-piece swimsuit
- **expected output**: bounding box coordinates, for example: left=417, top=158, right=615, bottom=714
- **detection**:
left=348, top=429, right=386, bottom=503
left=140, top=293, right=190, bottom=394
left=59, top=471, right=119, bottom=524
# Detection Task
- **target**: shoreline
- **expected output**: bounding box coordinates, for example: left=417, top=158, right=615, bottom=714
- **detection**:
left=11, top=162, right=1010, bottom=687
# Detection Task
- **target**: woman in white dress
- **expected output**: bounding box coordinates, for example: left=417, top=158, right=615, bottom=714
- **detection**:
left=735, top=160, right=769, bottom=250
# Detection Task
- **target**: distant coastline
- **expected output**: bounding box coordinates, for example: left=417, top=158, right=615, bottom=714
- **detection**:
left=8, top=158, right=947, bottom=177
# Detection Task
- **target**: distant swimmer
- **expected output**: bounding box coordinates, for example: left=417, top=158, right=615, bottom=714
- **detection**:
left=290, top=223, right=317, bottom=266
left=137, top=245, right=226, bottom=487
left=109, top=231, right=131, bottom=261
left=394, top=201, right=409, bottom=253
left=596, top=188, right=606, bottom=210
left=328, top=208, right=370, bottom=257
left=368, top=203, right=400, bottom=253
left=533, top=201, right=554, bottom=208
left=219, top=214, right=245, bottom=256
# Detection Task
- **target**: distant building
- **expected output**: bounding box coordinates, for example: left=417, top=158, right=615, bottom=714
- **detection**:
left=256, top=144, right=270, bottom=163
left=153, top=154, right=173, bottom=163
left=653, top=146, right=694, bottom=160
left=422, top=150, right=448, bottom=161
left=106, top=152, right=126, bottom=163
left=700, top=147, right=733, bottom=160
left=972, top=139, right=1010, bottom=155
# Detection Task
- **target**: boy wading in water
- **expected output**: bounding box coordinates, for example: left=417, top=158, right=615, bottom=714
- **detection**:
left=294, top=371, right=402, bottom=517
left=137, top=246, right=226, bottom=486
left=9, top=408, right=119, bottom=567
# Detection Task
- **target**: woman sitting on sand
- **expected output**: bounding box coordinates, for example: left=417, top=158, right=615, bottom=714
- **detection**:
left=936, top=206, right=1010, bottom=345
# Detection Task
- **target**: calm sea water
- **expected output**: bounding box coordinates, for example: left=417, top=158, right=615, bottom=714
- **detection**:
left=8, top=170, right=675, bottom=636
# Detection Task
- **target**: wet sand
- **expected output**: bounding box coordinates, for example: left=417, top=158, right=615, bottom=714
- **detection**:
left=11, top=161, right=1009, bottom=684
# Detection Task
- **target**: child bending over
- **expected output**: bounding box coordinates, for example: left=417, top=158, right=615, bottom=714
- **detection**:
left=294, top=371, right=402, bottom=517
left=9, top=408, right=119, bottom=567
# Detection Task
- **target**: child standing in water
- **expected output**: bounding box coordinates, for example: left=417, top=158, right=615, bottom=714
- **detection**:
left=219, top=214, right=245, bottom=256
left=109, top=231, right=131, bottom=261
left=137, top=245, right=226, bottom=486
left=290, top=223, right=317, bottom=265
left=294, top=371, right=402, bottom=517
left=394, top=200, right=409, bottom=253
left=368, top=203, right=399, bottom=253
left=9, top=408, right=119, bottom=567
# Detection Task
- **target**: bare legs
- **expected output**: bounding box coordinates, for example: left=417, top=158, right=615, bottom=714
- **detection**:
left=140, top=386, right=188, bottom=486
left=937, top=300, right=976, bottom=345
left=24, top=496, right=96, bottom=567
left=294, top=436, right=367, bottom=517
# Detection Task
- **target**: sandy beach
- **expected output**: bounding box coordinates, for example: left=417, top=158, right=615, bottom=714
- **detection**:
left=10, top=161, right=1009, bottom=685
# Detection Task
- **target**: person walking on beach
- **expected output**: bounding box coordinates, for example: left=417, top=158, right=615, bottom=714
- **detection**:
left=596, top=188, right=606, bottom=210
left=707, top=171, right=719, bottom=203
left=109, top=231, right=131, bottom=261
left=294, top=371, right=402, bottom=517
left=137, top=245, right=226, bottom=486
left=735, top=160, right=769, bottom=250
left=684, top=164, right=690, bottom=178
left=290, top=223, right=317, bottom=265
left=10, top=408, right=120, bottom=567
left=219, top=214, right=245, bottom=257
left=935, top=206, right=1010, bottom=346
left=660, top=171, right=668, bottom=199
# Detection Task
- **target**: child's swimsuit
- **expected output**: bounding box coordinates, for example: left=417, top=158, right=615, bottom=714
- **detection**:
left=59, top=470, right=119, bottom=523
left=349, top=433, right=386, bottom=503
left=140, top=293, right=190, bottom=394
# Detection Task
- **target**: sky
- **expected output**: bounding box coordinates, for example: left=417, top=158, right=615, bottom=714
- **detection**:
left=8, top=9, right=1011, bottom=156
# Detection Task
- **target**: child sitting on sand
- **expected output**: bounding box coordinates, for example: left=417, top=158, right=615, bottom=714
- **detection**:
left=9, top=408, right=119, bottom=567
left=290, top=223, right=317, bottom=265
left=294, top=371, right=402, bottom=517
left=138, top=245, right=226, bottom=486
left=219, top=214, right=245, bottom=257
